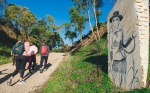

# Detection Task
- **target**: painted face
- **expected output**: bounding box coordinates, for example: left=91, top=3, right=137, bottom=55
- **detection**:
left=112, top=17, right=120, bottom=29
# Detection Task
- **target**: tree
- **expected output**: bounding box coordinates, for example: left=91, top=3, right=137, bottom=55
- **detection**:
left=62, top=22, right=77, bottom=44
left=46, top=14, right=63, bottom=47
left=65, top=31, right=77, bottom=44
left=46, top=14, right=60, bottom=32
left=69, top=6, right=86, bottom=44
left=19, top=7, right=36, bottom=36
left=72, top=0, right=104, bottom=40
left=5, top=5, right=36, bottom=36
left=5, top=4, right=22, bottom=38
left=5, top=4, right=21, bottom=21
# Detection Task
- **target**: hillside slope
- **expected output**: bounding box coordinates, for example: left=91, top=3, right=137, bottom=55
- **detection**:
left=0, top=25, right=17, bottom=48
left=70, top=25, right=107, bottom=53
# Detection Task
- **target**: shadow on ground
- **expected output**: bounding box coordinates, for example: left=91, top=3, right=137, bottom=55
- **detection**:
left=0, top=69, right=11, bottom=84
left=84, top=55, right=108, bottom=73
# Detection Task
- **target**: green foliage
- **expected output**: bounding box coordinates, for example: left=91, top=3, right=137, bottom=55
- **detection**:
left=69, top=6, right=86, bottom=41
left=65, top=31, right=77, bottom=43
left=52, top=48, right=62, bottom=52
left=93, top=38, right=108, bottom=55
left=0, top=56, right=12, bottom=65
left=0, top=17, right=9, bottom=25
left=147, top=64, right=150, bottom=84
left=72, top=0, right=104, bottom=39
left=5, top=4, right=21, bottom=21
left=19, top=7, right=36, bottom=35
left=0, top=46, right=12, bottom=65
left=120, top=88, right=150, bottom=93
left=5, top=4, right=37, bottom=35
left=93, top=22, right=106, bottom=30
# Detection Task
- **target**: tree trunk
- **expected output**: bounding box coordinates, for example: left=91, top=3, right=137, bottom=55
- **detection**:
left=88, top=9, right=97, bottom=40
left=93, top=0, right=100, bottom=40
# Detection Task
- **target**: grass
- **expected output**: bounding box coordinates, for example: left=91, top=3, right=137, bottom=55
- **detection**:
left=0, top=46, right=12, bottom=65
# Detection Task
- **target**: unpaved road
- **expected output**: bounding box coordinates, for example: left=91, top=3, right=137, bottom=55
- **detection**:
left=0, top=53, right=65, bottom=93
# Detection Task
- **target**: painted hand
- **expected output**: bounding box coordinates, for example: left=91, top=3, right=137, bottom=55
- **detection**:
left=132, top=31, right=137, bottom=38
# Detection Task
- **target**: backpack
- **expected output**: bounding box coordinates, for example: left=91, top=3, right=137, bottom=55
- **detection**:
left=40, top=45, right=48, bottom=54
left=12, top=42, right=24, bottom=55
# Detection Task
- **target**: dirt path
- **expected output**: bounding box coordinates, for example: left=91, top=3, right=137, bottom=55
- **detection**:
left=0, top=53, right=65, bottom=93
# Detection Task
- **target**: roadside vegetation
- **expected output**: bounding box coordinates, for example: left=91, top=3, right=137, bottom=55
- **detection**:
left=35, top=38, right=150, bottom=93
left=0, top=46, right=12, bottom=65
left=39, top=38, right=119, bottom=93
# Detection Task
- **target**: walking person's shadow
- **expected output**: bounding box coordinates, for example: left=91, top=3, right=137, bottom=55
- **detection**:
left=23, top=63, right=52, bottom=81
left=11, top=63, right=52, bottom=86
left=0, top=69, right=11, bottom=84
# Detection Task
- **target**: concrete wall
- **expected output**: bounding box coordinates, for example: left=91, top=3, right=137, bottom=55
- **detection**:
left=107, top=0, right=149, bottom=90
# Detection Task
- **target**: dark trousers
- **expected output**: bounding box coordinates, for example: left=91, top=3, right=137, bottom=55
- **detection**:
left=28, top=54, right=36, bottom=70
left=40, top=56, right=48, bottom=69
left=12, top=53, right=16, bottom=65
left=11, top=56, right=27, bottom=77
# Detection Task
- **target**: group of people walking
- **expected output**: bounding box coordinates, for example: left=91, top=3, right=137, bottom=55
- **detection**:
left=7, top=36, right=50, bottom=86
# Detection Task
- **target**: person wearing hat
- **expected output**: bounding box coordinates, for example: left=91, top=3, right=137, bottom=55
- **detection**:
left=109, top=11, right=137, bottom=87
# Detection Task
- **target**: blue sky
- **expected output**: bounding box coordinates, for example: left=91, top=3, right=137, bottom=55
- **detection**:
left=7, top=0, right=113, bottom=46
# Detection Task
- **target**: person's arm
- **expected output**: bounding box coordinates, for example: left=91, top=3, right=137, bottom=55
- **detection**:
left=11, top=51, right=13, bottom=56
left=47, top=46, right=50, bottom=55
left=24, top=42, right=30, bottom=56
left=24, top=42, right=30, bottom=52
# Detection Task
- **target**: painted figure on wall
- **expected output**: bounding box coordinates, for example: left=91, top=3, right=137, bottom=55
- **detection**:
left=109, top=11, right=137, bottom=87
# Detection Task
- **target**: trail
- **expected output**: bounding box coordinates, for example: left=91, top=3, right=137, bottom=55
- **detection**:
left=0, top=53, right=65, bottom=93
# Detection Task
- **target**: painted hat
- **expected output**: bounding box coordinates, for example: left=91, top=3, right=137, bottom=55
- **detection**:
left=109, top=11, right=123, bottom=23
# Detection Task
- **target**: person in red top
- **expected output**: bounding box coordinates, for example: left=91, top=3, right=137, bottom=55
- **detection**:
left=39, top=42, right=50, bottom=73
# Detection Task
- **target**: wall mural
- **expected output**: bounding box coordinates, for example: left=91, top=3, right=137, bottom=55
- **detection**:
left=109, top=11, right=140, bottom=89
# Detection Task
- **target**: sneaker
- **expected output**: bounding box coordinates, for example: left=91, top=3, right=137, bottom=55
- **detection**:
left=31, top=70, right=35, bottom=73
left=40, top=68, right=43, bottom=73
left=43, top=68, right=47, bottom=71
left=19, top=70, right=22, bottom=74
left=7, top=79, right=12, bottom=86
left=29, top=68, right=31, bottom=72
left=18, top=80, right=26, bottom=84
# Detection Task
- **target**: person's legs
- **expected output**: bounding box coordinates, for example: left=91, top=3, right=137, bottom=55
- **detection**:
left=18, top=56, right=27, bottom=84
left=12, top=54, right=16, bottom=65
left=43, top=56, right=48, bottom=69
left=11, top=56, right=21, bottom=77
left=31, top=54, right=36, bottom=70
left=40, top=56, right=44, bottom=68
left=40, top=56, right=44, bottom=73
left=28, top=56, right=32, bottom=73
left=20, top=56, right=27, bottom=78
left=7, top=56, right=21, bottom=85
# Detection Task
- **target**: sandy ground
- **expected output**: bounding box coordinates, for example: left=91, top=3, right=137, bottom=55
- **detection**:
left=0, top=53, right=65, bottom=93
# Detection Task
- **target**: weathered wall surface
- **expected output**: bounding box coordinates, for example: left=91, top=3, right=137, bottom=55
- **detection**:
left=107, top=0, right=149, bottom=90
